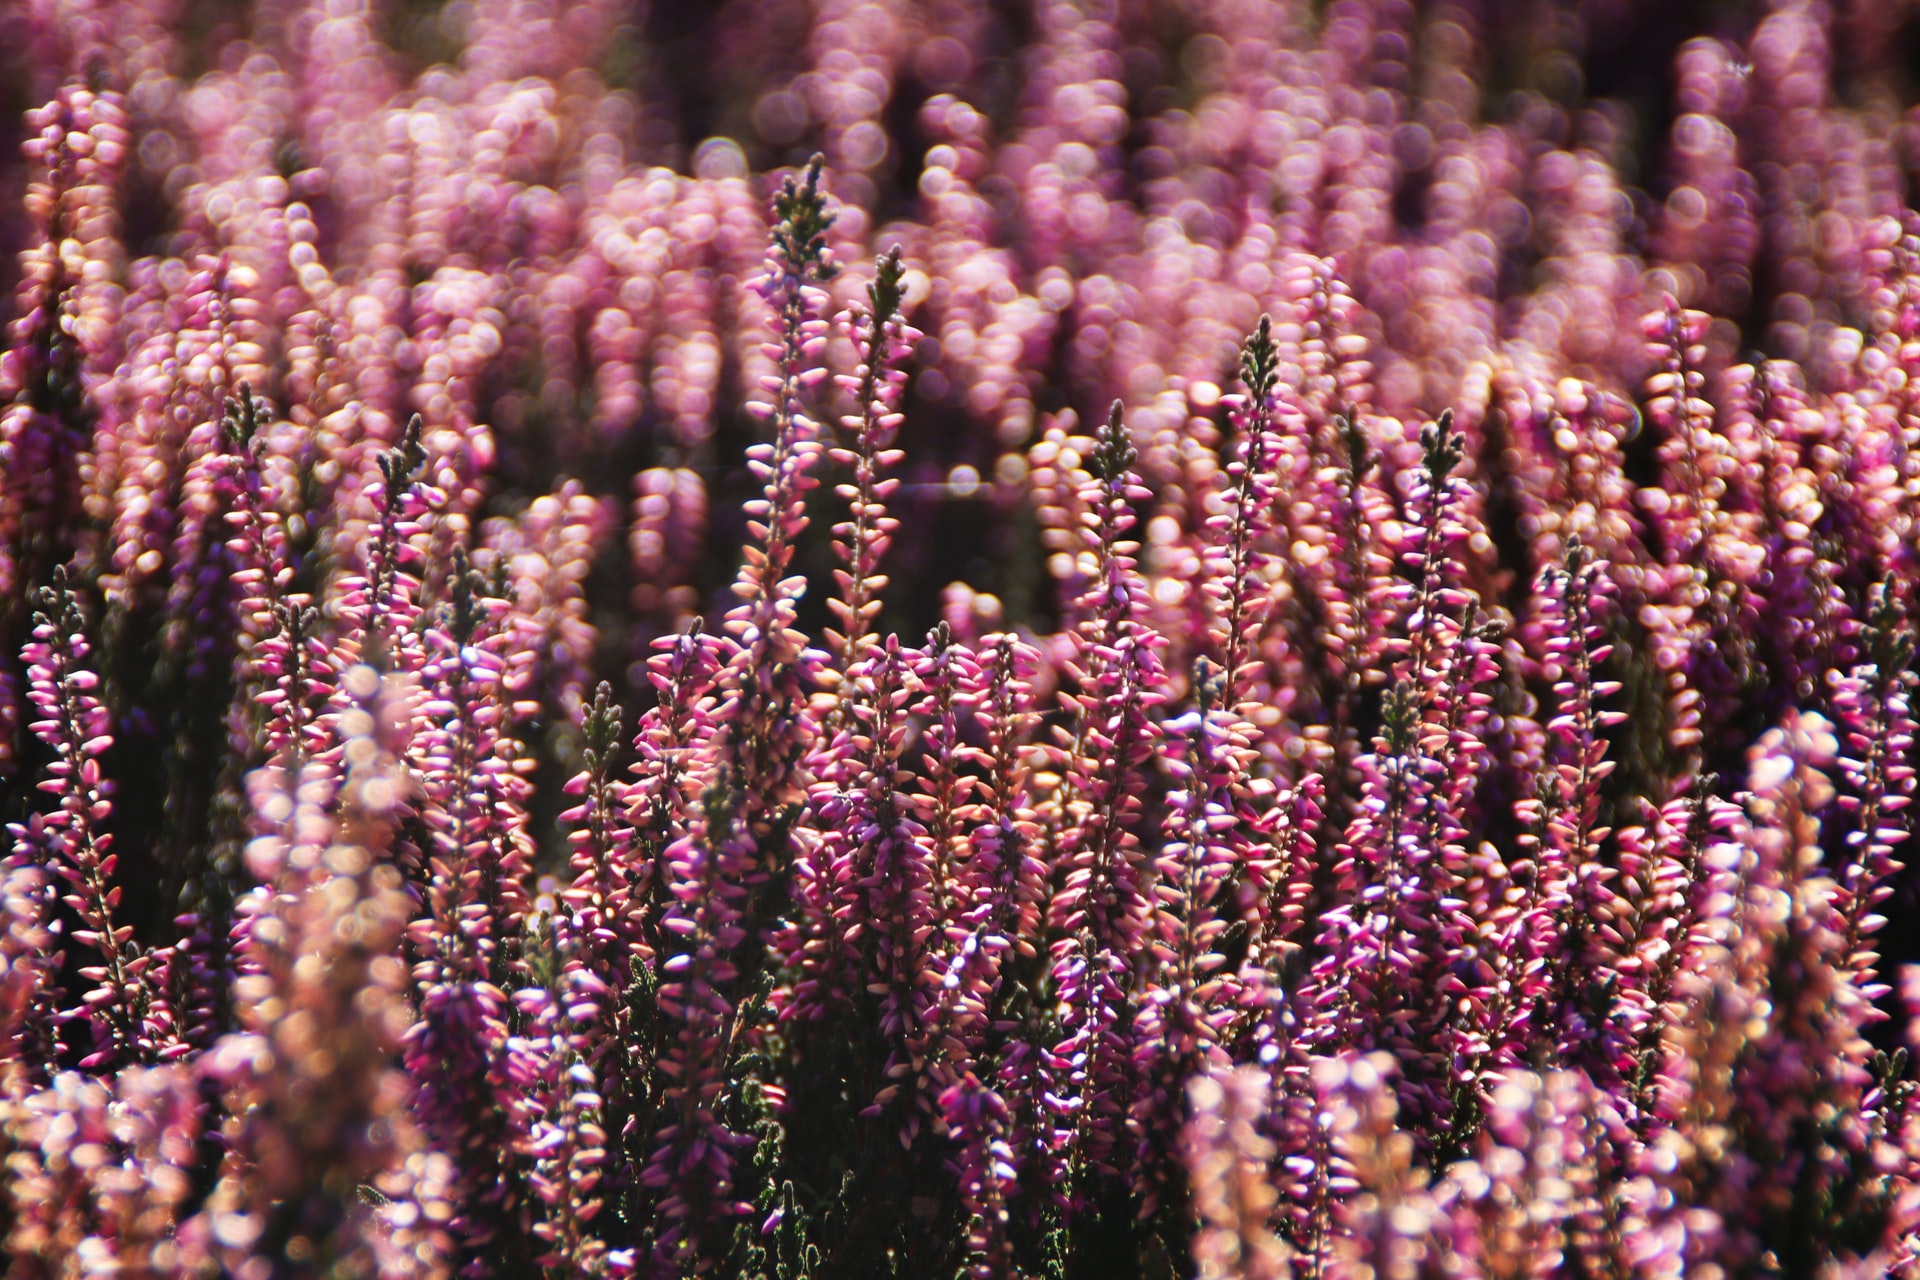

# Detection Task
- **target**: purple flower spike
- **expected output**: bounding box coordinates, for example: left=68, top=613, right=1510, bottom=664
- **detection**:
left=17, top=568, right=176, bottom=1069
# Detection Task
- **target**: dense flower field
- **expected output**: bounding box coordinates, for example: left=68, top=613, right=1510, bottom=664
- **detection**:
left=4, top=0, right=1920, bottom=1276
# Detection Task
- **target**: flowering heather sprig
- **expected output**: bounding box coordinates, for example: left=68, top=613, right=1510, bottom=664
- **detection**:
left=1830, top=581, right=1916, bottom=1017
left=159, top=329, right=256, bottom=685
left=253, top=598, right=332, bottom=775
left=950, top=631, right=1064, bottom=1229
left=216, top=386, right=297, bottom=687
left=637, top=158, right=840, bottom=1271
left=1049, top=403, right=1167, bottom=1203
left=1529, top=539, right=1630, bottom=1080
left=845, top=638, right=940, bottom=1132
left=1234, top=773, right=1329, bottom=1257
left=1271, top=399, right=1391, bottom=782
left=711, top=155, right=834, bottom=809
left=638, top=777, right=759, bottom=1270
left=1614, top=780, right=1741, bottom=1134
left=559, top=678, right=670, bottom=1220
left=397, top=551, right=535, bottom=1269
left=561, top=683, right=632, bottom=986
left=1240, top=772, right=1325, bottom=987
left=943, top=1072, right=1018, bottom=1280
left=1636, top=302, right=1725, bottom=769
left=960, top=633, right=1047, bottom=959
left=659, top=565, right=816, bottom=1250
left=599, top=630, right=707, bottom=1206
left=147, top=384, right=295, bottom=989
left=18, top=568, right=175, bottom=1068
left=824, top=247, right=916, bottom=694
left=793, top=633, right=937, bottom=1138
left=1308, top=411, right=1492, bottom=1131
left=912, top=621, right=975, bottom=935
left=1133, top=661, right=1256, bottom=1214
left=1204, top=316, right=1283, bottom=715
left=1268, top=261, right=1393, bottom=706
left=1644, top=299, right=1726, bottom=569
left=627, top=620, right=724, bottom=902
left=338, top=412, right=432, bottom=673
left=510, top=912, right=617, bottom=1278
left=1740, top=358, right=1844, bottom=705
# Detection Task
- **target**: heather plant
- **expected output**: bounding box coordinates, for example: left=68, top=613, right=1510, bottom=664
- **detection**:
left=4, top=2, right=1920, bottom=1278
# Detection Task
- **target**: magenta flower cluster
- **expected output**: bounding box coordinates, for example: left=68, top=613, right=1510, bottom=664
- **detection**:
left=2, top=1, right=1919, bottom=1277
